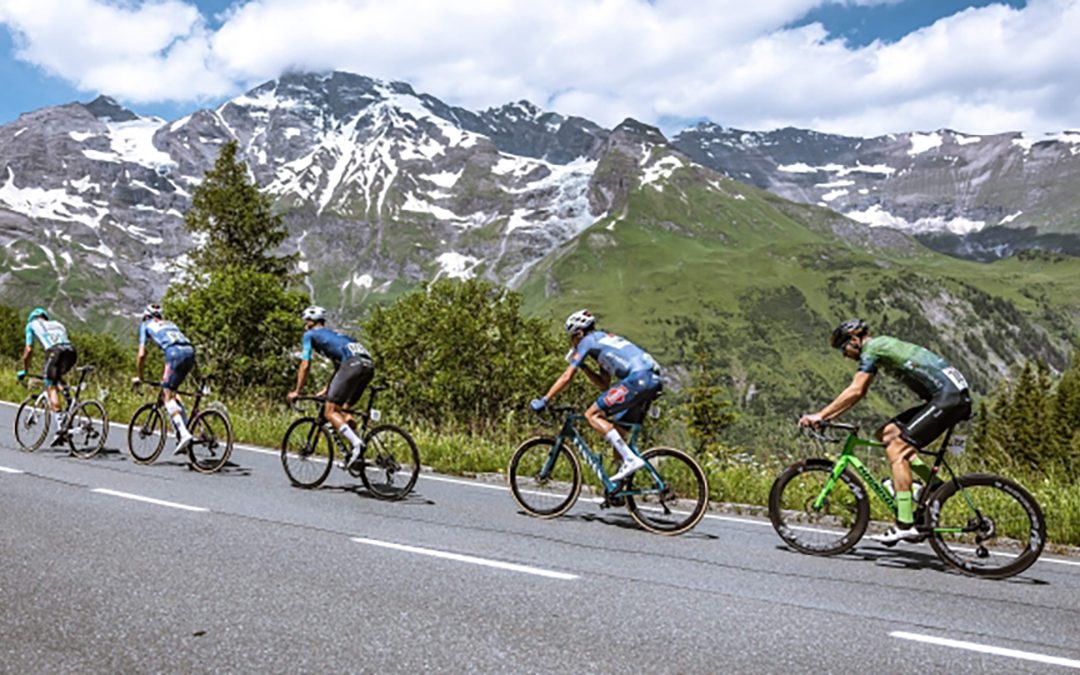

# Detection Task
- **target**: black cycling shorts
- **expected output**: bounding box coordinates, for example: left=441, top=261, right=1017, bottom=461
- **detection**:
left=326, top=355, right=374, bottom=407
left=43, top=344, right=77, bottom=386
left=891, top=388, right=972, bottom=449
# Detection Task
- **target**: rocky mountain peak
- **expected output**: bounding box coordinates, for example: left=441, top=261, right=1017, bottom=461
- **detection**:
left=82, top=95, right=140, bottom=123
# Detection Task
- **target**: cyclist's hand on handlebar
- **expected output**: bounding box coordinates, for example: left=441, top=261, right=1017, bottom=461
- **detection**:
left=131, top=376, right=142, bottom=386
left=530, top=397, right=548, bottom=412
left=798, top=413, right=824, bottom=429
left=286, top=390, right=299, bottom=404
left=16, top=370, right=26, bottom=382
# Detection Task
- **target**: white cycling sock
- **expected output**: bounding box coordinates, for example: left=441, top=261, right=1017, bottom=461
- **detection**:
left=605, top=429, right=635, bottom=461
left=53, top=411, right=64, bottom=431
left=165, top=400, right=190, bottom=437
left=339, top=424, right=362, bottom=449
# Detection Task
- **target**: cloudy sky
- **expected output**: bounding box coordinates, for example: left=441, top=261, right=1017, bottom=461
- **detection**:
left=1, top=0, right=1076, bottom=137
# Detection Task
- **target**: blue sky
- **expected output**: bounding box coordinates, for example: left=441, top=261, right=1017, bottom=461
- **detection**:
left=2, top=0, right=1072, bottom=137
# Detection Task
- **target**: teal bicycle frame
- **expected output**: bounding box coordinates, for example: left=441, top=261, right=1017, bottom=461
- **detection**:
left=546, top=408, right=665, bottom=497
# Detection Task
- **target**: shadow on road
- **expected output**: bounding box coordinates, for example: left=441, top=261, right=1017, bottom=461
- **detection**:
left=325, top=484, right=435, bottom=506
left=553, top=511, right=720, bottom=540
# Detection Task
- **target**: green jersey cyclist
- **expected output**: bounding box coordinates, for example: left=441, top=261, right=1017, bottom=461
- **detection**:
left=18, top=307, right=77, bottom=446
left=531, top=310, right=663, bottom=482
left=287, top=306, right=374, bottom=470
left=799, top=319, right=972, bottom=545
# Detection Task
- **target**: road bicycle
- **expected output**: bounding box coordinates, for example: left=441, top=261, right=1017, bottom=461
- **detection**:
left=127, top=379, right=234, bottom=474
left=508, top=404, right=708, bottom=535
left=768, top=420, right=1046, bottom=579
left=14, top=366, right=108, bottom=458
left=281, top=385, right=420, bottom=500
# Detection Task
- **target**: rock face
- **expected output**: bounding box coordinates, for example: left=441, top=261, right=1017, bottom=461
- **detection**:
left=672, top=124, right=1080, bottom=258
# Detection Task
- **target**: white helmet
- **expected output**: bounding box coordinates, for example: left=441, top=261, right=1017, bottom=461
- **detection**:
left=143, top=303, right=163, bottom=320
left=564, top=309, right=596, bottom=335
left=301, top=305, right=327, bottom=322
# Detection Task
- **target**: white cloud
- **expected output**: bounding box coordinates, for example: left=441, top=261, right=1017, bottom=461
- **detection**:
left=1, top=0, right=1079, bottom=136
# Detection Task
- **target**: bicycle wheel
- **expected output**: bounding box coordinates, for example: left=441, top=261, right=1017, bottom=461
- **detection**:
left=768, top=458, right=870, bottom=555
left=128, top=403, right=167, bottom=464
left=508, top=437, right=582, bottom=518
left=14, top=394, right=50, bottom=452
left=281, top=418, right=334, bottom=488
left=927, top=473, right=1046, bottom=579
left=360, top=424, right=420, bottom=500
left=67, top=400, right=109, bottom=459
left=188, top=409, right=234, bottom=474
left=625, top=447, right=709, bottom=535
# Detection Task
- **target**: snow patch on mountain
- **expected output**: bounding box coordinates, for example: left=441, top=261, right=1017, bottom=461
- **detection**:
left=641, top=155, right=684, bottom=189
left=0, top=168, right=106, bottom=230
left=435, top=252, right=482, bottom=280
left=846, top=204, right=986, bottom=234
left=908, top=132, right=942, bottom=156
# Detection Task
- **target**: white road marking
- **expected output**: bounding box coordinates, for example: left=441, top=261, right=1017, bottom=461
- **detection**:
left=91, top=488, right=208, bottom=512
left=890, top=631, right=1080, bottom=669
left=0, top=465, right=25, bottom=474
left=351, top=536, right=579, bottom=580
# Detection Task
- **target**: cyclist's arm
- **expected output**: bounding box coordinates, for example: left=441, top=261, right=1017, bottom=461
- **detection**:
left=291, top=359, right=311, bottom=395
left=542, top=365, right=578, bottom=402
left=134, top=344, right=147, bottom=381
left=579, top=362, right=609, bottom=389
left=21, top=345, right=32, bottom=372
left=816, top=371, right=873, bottom=420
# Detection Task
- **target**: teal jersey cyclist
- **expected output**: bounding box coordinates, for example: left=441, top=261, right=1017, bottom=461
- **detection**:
left=531, top=310, right=663, bottom=482
left=19, top=307, right=78, bottom=446
left=287, top=305, right=374, bottom=470
left=132, top=303, right=197, bottom=454
left=799, top=319, right=972, bottom=544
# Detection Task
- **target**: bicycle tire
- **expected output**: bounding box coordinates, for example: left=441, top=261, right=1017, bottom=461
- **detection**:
left=359, top=424, right=420, bottom=500
left=768, top=458, right=870, bottom=556
left=14, top=394, right=50, bottom=452
left=281, top=418, right=334, bottom=488
left=67, top=400, right=109, bottom=459
left=625, top=447, right=709, bottom=535
left=927, top=473, right=1046, bottom=580
left=188, top=409, right=234, bottom=474
left=507, top=437, right=582, bottom=518
left=127, top=403, right=167, bottom=464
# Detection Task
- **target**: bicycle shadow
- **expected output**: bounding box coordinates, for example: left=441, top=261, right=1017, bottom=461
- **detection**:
left=325, top=483, right=435, bottom=506
left=555, top=511, right=720, bottom=540
left=65, top=444, right=252, bottom=477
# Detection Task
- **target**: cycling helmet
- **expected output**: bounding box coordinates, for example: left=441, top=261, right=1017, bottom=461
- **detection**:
left=143, top=303, right=163, bottom=320
left=27, top=307, right=48, bottom=322
left=831, top=318, right=868, bottom=350
left=565, top=309, right=596, bottom=335
left=301, top=305, right=327, bottom=323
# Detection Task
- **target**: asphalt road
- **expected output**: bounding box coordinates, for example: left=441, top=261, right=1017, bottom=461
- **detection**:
left=2, top=401, right=1079, bottom=673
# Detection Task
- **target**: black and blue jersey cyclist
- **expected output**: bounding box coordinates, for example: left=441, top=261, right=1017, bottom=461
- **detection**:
left=132, top=304, right=197, bottom=453
left=531, top=310, right=663, bottom=482
left=19, top=307, right=78, bottom=446
left=287, top=306, right=374, bottom=470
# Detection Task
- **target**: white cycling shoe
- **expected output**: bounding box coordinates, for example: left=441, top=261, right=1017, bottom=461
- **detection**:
left=174, top=434, right=193, bottom=455
left=870, top=522, right=925, bottom=545
left=610, top=456, right=645, bottom=482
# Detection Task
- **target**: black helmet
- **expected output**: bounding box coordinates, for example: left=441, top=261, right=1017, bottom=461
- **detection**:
left=831, top=318, right=868, bottom=350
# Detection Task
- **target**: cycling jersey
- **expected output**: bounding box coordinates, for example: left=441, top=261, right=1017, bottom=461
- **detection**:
left=301, top=327, right=370, bottom=366
left=139, top=319, right=192, bottom=351
left=858, top=335, right=969, bottom=400
left=569, top=331, right=659, bottom=379
left=25, top=319, right=70, bottom=350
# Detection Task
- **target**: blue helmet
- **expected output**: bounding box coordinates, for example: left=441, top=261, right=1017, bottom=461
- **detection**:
left=27, top=307, right=48, bottom=323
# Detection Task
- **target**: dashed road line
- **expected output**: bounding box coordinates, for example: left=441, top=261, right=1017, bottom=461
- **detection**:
left=0, top=465, right=25, bottom=474
left=890, top=631, right=1080, bottom=669
left=90, top=488, right=209, bottom=512
left=351, top=536, right=579, bottom=580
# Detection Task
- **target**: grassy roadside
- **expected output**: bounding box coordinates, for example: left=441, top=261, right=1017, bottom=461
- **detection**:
left=2, top=364, right=1077, bottom=550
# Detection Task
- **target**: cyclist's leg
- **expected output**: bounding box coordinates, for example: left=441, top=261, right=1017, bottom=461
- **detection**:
left=162, top=347, right=195, bottom=446
left=587, top=371, right=661, bottom=479
left=325, top=357, right=373, bottom=462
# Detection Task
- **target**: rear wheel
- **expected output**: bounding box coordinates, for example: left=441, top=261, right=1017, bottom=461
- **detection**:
left=188, top=409, right=233, bottom=474
left=359, top=424, right=420, bottom=500
left=507, top=437, right=582, bottom=518
left=127, top=403, right=166, bottom=464
left=14, top=394, right=50, bottom=452
left=625, top=447, right=709, bottom=535
left=67, top=400, right=108, bottom=459
left=768, top=459, right=870, bottom=556
left=927, top=473, right=1046, bottom=579
left=281, top=418, right=334, bottom=488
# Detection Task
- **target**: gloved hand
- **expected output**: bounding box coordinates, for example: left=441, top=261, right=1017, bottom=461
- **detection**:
left=530, top=397, right=548, bottom=412
left=16, top=370, right=26, bottom=382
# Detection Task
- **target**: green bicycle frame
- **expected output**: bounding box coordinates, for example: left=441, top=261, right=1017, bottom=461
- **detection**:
left=548, top=411, right=664, bottom=495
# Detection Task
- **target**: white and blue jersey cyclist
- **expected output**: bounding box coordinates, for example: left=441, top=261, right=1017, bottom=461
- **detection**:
left=133, top=304, right=197, bottom=453
left=288, top=306, right=374, bottom=469
left=532, top=309, right=663, bottom=483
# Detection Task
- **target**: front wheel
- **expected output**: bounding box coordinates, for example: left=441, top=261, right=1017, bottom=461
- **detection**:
left=625, top=447, right=709, bottom=535
left=768, top=459, right=870, bottom=556
left=927, top=473, right=1046, bottom=579
left=508, top=437, right=582, bottom=518
left=127, top=403, right=166, bottom=464
left=14, top=394, right=50, bottom=452
left=67, top=400, right=109, bottom=459
left=188, top=409, right=233, bottom=474
left=281, top=418, right=334, bottom=488
left=360, top=424, right=421, bottom=500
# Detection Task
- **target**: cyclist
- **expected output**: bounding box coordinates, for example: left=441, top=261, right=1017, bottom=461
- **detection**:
left=18, top=307, right=77, bottom=446
left=286, top=306, right=374, bottom=470
left=799, top=319, right=972, bottom=544
left=531, top=310, right=662, bottom=482
left=132, top=304, right=197, bottom=453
